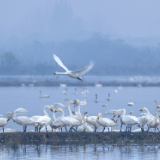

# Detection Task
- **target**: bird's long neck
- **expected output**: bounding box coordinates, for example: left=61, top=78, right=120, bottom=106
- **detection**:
left=56, top=72, right=67, bottom=75
left=74, top=105, right=76, bottom=114
left=67, top=103, right=72, bottom=117
left=43, top=106, right=49, bottom=117
left=6, top=112, right=12, bottom=121
left=60, top=109, right=64, bottom=118
left=12, top=112, right=16, bottom=121
left=145, top=108, right=150, bottom=115
left=121, top=109, right=126, bottom=116
left=52, top=107, right=56, bottom=120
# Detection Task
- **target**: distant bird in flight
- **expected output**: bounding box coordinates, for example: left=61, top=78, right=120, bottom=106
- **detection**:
left=53, top=54, right=94, bottom=81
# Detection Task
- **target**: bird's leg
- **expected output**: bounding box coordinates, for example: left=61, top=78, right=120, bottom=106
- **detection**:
left=45, top=126, right=48, bottom=133
left=61, top=127, right=62, bottom=132
left=106, top=128, right=109, bottom=135
left=125, top=126, right=127, bottom=132
left=155, top=128, right=156, bottom=132
left=52, top=129, right=53, bottom=132
left=23, top=126, right=25, bottom=132
left=3, top=127, right=4, bottom=133
left=69, top=127, right=71, bottom=132
left=65, top=126, right=68, bottom=132
left=141, top=128, right=144, bottom=132
left=39, top=127, right=41, bottom=133
left=84, top=129, right=86, bottom=132
left=157, top=128, right=160, bottom=132
left=72, top=128, right=76, bottom=132
left=120, top=124, right=122, bottom=132
left=94, top=126, right=97, bottom=132
left=76, top=127, right=77, bottom=131
left=147, top=127, right=150, bottom=132
left=35, top=127, right=37, bottom=132
left=102, top=127, right=105, bottom=132
left=25, top=126, right=27, bottom=132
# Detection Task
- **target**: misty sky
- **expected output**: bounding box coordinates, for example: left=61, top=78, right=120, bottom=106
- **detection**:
left=0, top=0, right=160, bottom=43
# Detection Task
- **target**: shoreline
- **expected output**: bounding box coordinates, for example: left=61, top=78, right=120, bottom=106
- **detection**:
left=0, top=81, right=160, bottom=87
left=0, top=132, right=160, bottom=146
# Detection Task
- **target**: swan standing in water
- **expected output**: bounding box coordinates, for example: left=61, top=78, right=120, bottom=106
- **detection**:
left=39, top=90, right=50, bottom=98
left=0, top=113, right=12, bottom=133
left=128, top=97, right=134, bottom=106
left=95, top=94, right=99, bottom=102
left=11, top=108, right=38, bottom=132
left=53, top=54, right=94, bottom=81
left=79, top=96, right=87, bottom=106
left=107, top=93, right=111, bottom=101
left=74, top=88, right=77, bottom=95
left=96, top=113, right=117, bottom=134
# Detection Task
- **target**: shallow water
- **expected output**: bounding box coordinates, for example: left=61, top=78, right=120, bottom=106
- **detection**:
left=0, top=144, right=160, bottom=160
left=0, top=86, right=160, bottom=132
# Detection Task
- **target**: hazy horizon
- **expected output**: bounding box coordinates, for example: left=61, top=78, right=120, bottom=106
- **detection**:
left=0, top=0, right=160, bottom=76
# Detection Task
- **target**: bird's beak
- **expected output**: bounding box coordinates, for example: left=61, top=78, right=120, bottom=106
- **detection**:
left=54, top=72, right=57, bottom=75
left=55, top=109, right=58, bottom=113
left=113, top=114, right=116, bottom=118
left=140, top=108, right=143, bottom=112
left=97, top=116, right=99, bottom=120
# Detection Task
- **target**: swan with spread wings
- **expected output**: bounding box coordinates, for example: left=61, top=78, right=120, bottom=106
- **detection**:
left=53, top=54, right=94, bottom=81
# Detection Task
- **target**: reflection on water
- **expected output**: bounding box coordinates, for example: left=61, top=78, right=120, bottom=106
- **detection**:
left=0, top=144, right=160, bottom=160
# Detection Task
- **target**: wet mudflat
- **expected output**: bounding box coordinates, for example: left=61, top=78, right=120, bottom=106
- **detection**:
left=0, top=132, right=160, bottom=146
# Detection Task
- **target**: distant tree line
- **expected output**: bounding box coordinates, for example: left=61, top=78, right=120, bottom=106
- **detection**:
left=0, top=34, right=160, bottom=75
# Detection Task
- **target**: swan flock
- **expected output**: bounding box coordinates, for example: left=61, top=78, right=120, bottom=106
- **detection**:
left=1, top=99, right=160, bottom=133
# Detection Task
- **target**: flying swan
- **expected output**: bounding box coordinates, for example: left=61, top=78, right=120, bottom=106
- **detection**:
left=53, top=54, right=94, bottom=81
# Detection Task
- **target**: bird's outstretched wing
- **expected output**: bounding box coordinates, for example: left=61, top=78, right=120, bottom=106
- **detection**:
left=72, top=61, right=94, bottom=76
left=53, top=54, right=69, bottom=72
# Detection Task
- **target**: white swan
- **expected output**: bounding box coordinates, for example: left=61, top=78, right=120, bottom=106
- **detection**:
left=95, top=94, right=99, bottom=102
left=39, top=90, right=50, bottom=98
left=96, top=113, right=117, bottom=134
left=137, top=108, right=151, bottom=132
left=102, top=104, right=108, bottom=114
left=128, top=97, right=134, bottom=106
left=53, top=54, right=94, bottom=81
left=72, top=100, right=83, bottom=122
left=74, top=88, right=77, bottom=95
left=115, top=109, right=139, bottom=132
left=79, top=96, right=87, bottom=106
left=107, top=93, right=111, bottom=101
left=95, top=82, right=102, bottom=87
left=55, top=101, right=82, bottom=132
left=84, top=111, right=100, bottom=132
left=62, top=88, right=68, bottom=95
left=0, top=112, right=12, bottom=132
left=147, top=112, right=159, bottom=132
left=36, top=105, right=52, bottom=132
left=78, top=114, right=94, bottom=132
left=60, top=83, right=67, bottom=87
left=50, top=105, right=65, bottom=132
left=11, top=108, right=38, bottom=132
